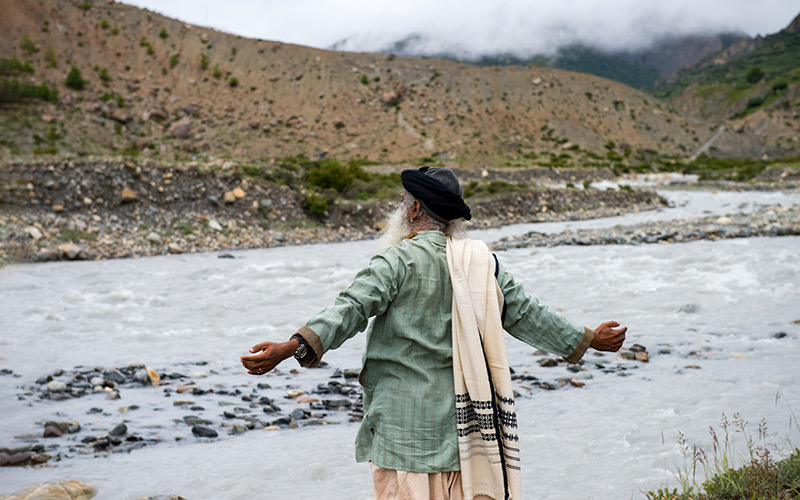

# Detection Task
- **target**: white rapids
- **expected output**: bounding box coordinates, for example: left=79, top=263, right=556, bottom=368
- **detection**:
left=1, top=188, right=799, bottom=499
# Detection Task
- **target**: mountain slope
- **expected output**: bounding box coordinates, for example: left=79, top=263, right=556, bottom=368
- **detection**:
left=0, top=0, right=792, bottom=164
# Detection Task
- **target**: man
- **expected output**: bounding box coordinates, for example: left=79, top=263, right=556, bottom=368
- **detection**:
left=241, top=167, right=627, bottom=500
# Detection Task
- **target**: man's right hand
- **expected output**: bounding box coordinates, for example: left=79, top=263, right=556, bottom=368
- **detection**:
left=240, top=339, right=299, bottom=375
left=590, top=321, right=627, bottom=352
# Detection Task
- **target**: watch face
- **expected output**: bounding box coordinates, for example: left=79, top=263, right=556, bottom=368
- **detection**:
left=295, top=344, right=307, bottom=358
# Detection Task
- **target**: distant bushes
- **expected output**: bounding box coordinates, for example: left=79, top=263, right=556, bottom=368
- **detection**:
left=0, top=57, right=58, bottom=104
left=0, top=79, right=58, bottom=104
left=65, top=66, right=87, bottom=90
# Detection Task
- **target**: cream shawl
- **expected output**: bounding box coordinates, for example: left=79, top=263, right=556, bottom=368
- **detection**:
left=446, top=237, right=521, bottom=500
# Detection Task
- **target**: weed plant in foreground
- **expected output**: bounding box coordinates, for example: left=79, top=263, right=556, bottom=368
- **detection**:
left=646, top=403, right=800, bottom=499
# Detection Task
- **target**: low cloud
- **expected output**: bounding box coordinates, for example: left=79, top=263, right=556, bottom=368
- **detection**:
left=125, top=0, right=798, bottom=57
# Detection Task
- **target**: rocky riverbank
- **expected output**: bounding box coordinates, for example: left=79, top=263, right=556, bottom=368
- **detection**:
left=491, top=204, right=800, bottom=250
left=0, top=344, right=651, bottom=471
left=0, top=160, right=664, bottom=266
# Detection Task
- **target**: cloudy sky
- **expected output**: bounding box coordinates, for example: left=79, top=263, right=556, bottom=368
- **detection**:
left=123, top=0, right=799, bottom=57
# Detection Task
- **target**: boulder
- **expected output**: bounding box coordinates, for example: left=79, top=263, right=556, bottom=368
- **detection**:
left=0, top=480, right=97, bottom=500
left=168, top=117, right=193, bottom=139
left=59, top=243, right=82, bottom=260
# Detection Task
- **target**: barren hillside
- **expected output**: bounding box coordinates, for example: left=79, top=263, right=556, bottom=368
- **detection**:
left=0, top=0, right=786, bottom=165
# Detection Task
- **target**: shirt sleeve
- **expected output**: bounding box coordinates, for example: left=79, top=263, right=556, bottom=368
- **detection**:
left=496, top=260, right=594, bottom=363
left=292, top=248, right=405, bottom=368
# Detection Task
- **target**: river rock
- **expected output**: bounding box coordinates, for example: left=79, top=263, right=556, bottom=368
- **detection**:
left=48, top=380, right=68, bottom=392
left=103, top=369, right=127, bottom=385
left=146, top=232, right=162, bottom=243
left=44, top=425, right=65, bottom=438
left=0, top=480, right=97, bottom=500
left=121, top=188, right=137, bottom=203
left=24, top=226, right=43, bottom=241
left=191, top=425, right=218, bottom=438
left=109, top=423, right=127, bottom=436
left=59, top=243, right=82, bottom=260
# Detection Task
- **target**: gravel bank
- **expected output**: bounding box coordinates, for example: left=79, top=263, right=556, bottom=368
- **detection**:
left=0, top=160, right=664, bottom=265
left=491, top=204, right=800, bottom=250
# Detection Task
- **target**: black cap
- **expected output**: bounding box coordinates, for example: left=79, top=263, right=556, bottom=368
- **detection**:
left=400, top=166, right=471, bottom=223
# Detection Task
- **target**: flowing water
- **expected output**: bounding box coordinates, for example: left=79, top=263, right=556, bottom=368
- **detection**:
left=2, top=188, right=800, bottom=499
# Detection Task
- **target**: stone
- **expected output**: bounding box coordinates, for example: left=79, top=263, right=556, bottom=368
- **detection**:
left=52, top=204, right=64, bottom=212
left=146, top=232, right=162, bottom=243
left=287, top=389, right=305, bottom=398
left=232, top=423, right=247, bottom=434
left=223, top=191, right=236, bottom=204
left=59, top=243, right=82, bottom=260
left=381, top=91, right=400, bottom=105
left=24, top=226, right=43, bottom=241
left=168, top=243, right=184, bottom=254
left=537, top=358, right=558, bottom=367
left=208, top=219, right=223, bottom=231
left=103, top=369, right=127, bottom=384
left=192, top=425, right=218, bottom=438
left=634, top=351, right=649, bottom=362
left=617, top=352, right=636, bottom=361
left=44, top=425, right=65, bottom=438
left=232, top=187, right=246, bottom=199
left=109, top=423, right=128, bottom=436
left=121, top=188, right=137, bottom=203
left=569, top=379, right=585, bottom=388
left=0, top=480, right=96, bottom=499
left=168, top=117, right=193, bottom=139
left=48, top=380, right=68, bottom=392
left=774, top=332, right=787, bottom=339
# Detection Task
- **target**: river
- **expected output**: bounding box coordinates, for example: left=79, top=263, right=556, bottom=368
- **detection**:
left=1, top=188, right=799, bottom=499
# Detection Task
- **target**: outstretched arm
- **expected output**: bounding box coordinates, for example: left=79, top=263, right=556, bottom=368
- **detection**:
left=590, top=321, right=627, bottom=352
left=240, top=338, right=299, bottom=375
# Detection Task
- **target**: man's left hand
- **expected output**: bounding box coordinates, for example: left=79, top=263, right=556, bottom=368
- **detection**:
left=590, top=321, right=627, bottom=352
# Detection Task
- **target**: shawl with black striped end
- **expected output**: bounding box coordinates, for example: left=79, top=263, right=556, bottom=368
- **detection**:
left=446, top=237, right=521, bottom=500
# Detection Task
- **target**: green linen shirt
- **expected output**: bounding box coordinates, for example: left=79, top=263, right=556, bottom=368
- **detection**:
left=294, top=230, right=593, bottom=473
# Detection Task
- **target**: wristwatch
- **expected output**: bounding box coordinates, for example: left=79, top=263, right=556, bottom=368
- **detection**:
left=291, top=334, right=308, bottom=360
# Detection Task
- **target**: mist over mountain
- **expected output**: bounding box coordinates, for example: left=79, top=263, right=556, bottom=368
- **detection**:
left=331, top=31, right=749, bottom=90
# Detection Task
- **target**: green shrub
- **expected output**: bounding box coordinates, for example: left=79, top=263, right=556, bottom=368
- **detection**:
left=212, top=65, right=222, bottom=79
left=159, top=27, right=169, bottom=39
left=0, top=57, right=34, bottom=74
left=65, top=66, right=86, bottom=90
left=100, top=19, right=110, bottom=29
left=228, top=77, right=239, bottom=87
left=79, top=1, right=91, bottom=10
left=19, top=34, right=38, bottom=55
left=0, top=79, right=58, bottom=103
left=169, top=54, right=179, bottom=68
left=746, top=66, right=764, bottom=84
left=360, top=73, right=368, bottom=85
left=200, top=53, right=209, bottom=70
left=111, top=26, right=119, bottom=35
left=747, top=96, right=764, bottom=108
left=43, top=47, right=57, bottom=67
left=304, top=194, right=328, bottom=217
left=306, top=160, right=369, bottom=193
left=98, top=67, right=110, bottom=81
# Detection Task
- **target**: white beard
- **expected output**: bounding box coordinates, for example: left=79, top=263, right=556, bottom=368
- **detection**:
left=376, top=203, right=413, bottom=252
